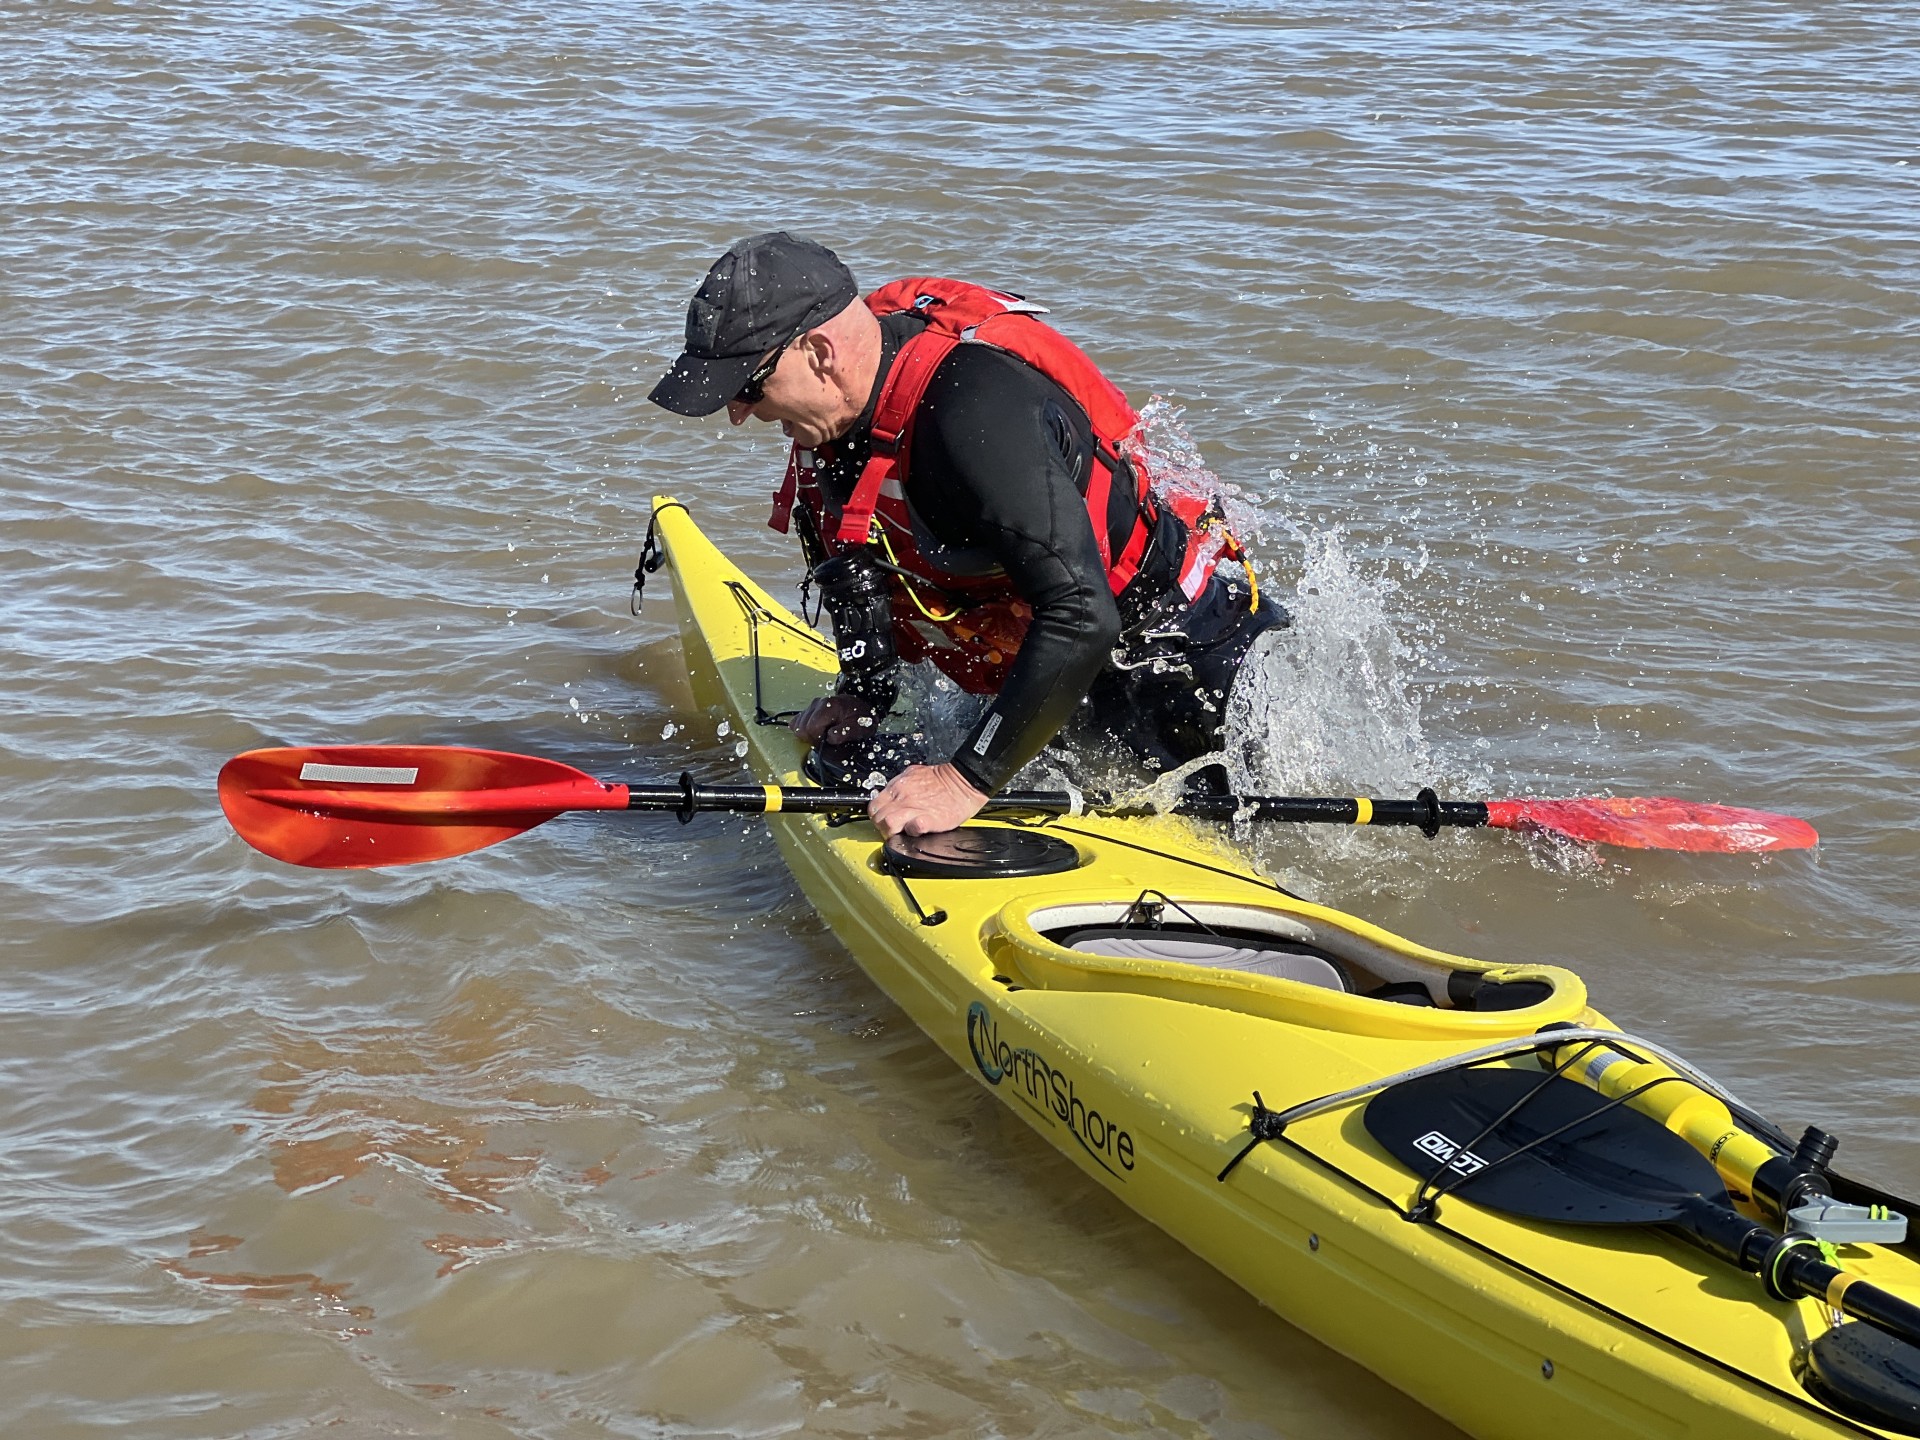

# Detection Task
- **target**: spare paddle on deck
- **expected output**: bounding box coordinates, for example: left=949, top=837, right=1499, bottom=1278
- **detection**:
left=1364, top=1069, right=1920, bottom=1372
left=219, top=745, right=1819, bottom=869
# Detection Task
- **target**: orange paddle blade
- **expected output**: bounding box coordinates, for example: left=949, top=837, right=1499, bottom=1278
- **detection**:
left=1483, top=796, right=1818, bottom=853
left=219, top=746, right=628, bottom=868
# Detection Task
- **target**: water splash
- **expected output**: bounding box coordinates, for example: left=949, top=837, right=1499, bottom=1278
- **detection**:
left=1128, top=395, right=1272, bottom=570
left=1223, top=523, right=1440, bottom=798
left=892, top=663, right=984, bottom=761
left=1130, top=397, right=1254, bottom=520
left=1133, top=399, right=1457, bottom=799
left=907, top=399, right=1488, bottom=893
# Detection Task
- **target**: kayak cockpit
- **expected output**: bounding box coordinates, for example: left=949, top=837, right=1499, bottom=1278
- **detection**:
left=985, top=894, right=1588, bottom=1038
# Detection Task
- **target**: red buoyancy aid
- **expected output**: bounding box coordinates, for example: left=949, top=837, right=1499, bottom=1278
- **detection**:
left=768, top=278, right=1230, bottom=694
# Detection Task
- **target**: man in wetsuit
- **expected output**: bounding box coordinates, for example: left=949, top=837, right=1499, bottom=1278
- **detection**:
left=649, top=232, right=1284, bottom=839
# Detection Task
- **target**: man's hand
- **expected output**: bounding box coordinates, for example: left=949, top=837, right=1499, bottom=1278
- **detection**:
left=868, top=763, right=990, bottom=839
left=791, top=694, right=880, bottom=749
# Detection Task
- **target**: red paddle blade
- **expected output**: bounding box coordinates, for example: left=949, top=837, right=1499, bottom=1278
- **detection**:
left=219, top=746, right=627, bottom=869
left=1484, top=796, right=1818, bottom=853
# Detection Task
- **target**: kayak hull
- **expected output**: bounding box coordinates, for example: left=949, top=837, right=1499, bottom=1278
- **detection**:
left=649, top=496, right=1909, bottom=1439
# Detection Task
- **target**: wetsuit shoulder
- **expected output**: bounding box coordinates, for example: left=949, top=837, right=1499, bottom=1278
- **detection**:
left=905, top=341, right=1122, bottom=792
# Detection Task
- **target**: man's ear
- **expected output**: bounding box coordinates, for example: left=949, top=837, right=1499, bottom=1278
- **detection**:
left=798, top=327, right=836, bottom=378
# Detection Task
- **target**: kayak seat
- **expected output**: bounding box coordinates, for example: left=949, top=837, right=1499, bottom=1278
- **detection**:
left=1022, top=900, right=1570, bottom=1025
left=1048, top=924, right=1353, bottom=993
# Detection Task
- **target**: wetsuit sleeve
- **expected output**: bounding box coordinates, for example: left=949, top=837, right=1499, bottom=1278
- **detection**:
left=907, top=346, right=1122, bottom=794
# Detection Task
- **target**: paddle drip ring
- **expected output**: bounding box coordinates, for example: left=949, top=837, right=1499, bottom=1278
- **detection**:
left=1416, top=786, right=1441, bottom=839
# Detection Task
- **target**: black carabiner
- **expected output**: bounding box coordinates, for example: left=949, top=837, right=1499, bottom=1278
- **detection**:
left=630, top=502, right=686, bottom=615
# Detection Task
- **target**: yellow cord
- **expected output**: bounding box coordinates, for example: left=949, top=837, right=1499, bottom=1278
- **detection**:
left=869, top=507, right=1257, bottom=627
left=870, top=520, right=962, bottom=622
left=1196, top=511, right=1259, bottom=612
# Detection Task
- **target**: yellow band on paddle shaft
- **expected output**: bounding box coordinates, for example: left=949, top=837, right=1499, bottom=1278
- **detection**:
left=764, top=786, right=782, bottom=813
left=1827, top=1271, right=1859, bottom=1310
left=1354, top=798, right=1374, bottom=825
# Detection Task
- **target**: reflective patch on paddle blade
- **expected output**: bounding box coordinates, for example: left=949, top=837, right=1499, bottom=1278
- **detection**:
left=298, top=763, right=420, bottom=785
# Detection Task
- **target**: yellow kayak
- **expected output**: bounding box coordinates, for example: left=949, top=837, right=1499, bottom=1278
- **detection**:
left=647, top=495, right=1920, bottom=1439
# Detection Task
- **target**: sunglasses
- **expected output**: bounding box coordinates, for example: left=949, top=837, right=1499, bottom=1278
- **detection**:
left=735, top=334, right=798, bottom=406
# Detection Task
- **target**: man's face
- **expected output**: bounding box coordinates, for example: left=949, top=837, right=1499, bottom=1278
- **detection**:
left=725, top=334, right=852, bottom=449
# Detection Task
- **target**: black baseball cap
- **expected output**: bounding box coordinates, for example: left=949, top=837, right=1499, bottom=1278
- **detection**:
left=648, top=232, right=859, bottom=416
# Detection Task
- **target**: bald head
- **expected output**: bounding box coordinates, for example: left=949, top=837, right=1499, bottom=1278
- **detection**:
left=724, top=298, right=884, bottom=449
left=809, top=298, right=884, bottom=421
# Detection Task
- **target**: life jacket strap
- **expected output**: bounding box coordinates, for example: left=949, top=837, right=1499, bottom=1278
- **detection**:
left=833, top=330, right=961, bottom=544
left=1110, top=490, right=1155, bottom=590
left=1083, top=443, right=1118, bottom=573
left=1086, top=439, right=1161, bottom=594
left=769, top=449, right=806, bottom=534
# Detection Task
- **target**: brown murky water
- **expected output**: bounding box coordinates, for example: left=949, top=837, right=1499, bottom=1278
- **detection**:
left=4, top=2, right=1916, bottom=1435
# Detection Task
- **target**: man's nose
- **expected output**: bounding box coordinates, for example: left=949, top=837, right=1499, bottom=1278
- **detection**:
left=726, top=399, right=755, bottom=426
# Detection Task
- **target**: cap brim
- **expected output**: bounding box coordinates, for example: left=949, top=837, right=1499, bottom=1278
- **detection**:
left=647, top=350, right=760, bottom=417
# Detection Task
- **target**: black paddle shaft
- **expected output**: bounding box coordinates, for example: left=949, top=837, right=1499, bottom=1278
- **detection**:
left=1174, top=790, right=1490, bottom=834
left=1768, top=1236, right=1920, bottom=1347
left=1672, top=1202, right=1920, bottom=1354
left=626, top=776, right=1490, bottom=834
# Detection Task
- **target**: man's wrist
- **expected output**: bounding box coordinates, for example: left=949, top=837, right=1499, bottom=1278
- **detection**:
left=947, top=751, right=998, bottom=798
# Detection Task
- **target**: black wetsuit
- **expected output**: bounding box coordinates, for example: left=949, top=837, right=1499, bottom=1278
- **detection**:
left=806, top=313, right=1285, bottom=792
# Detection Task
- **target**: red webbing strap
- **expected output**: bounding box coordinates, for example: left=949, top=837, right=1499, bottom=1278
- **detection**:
left=1109, top=491, right=1154, bottom=593
left=833, top=329, right=961, bottom=544
left=1083, top=455, right=1115, bottom=572
left=768, top=448, right=802, bottom=533
left=1088, top=441, right=1159, bottom=593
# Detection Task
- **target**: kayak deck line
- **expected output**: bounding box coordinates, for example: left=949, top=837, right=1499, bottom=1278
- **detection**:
left=644, top=495, right=1917, bottom=1440
left=1212, top=1025, right=1755, bottom=1181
